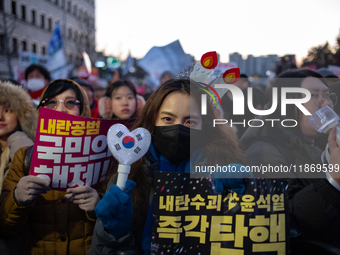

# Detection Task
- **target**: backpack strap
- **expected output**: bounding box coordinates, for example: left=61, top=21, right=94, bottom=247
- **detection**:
left=23, top=146, right=34, bottom=176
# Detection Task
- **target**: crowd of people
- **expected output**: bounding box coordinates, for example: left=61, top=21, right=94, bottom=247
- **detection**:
left=0, top=62, right=340, bottom=254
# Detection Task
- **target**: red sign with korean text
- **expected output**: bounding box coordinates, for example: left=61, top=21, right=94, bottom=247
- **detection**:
left=30, top=107, right=134, bottom=191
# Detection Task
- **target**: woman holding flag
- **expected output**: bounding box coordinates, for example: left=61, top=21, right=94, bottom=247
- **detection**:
left=88, top=78, right=249, bottom=254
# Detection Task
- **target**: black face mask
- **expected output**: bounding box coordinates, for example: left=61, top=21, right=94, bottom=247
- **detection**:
left=153, top=125, right=202, bottom=165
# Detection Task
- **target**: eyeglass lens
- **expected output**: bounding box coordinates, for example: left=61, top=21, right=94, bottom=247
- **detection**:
left=45, top=98, right=78, bottom=109
left=314, top=93, right=338, bottom=106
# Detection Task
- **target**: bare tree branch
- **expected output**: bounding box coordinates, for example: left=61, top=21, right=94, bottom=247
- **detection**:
left=0, top=11, right=17, bottom=78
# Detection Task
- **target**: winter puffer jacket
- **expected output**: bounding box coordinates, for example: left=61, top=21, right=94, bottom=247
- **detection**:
left=0, top=80, right=100, bottom=255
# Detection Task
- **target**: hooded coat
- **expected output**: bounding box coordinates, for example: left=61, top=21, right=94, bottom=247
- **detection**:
left=0, top=80, right=98, bottom=255
left=0, top=81, right=36, bottom=194
left=241, top=121, right=340, bottom=247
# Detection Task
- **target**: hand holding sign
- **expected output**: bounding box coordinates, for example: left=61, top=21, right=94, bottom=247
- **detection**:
left=65, top=186, right=100, bottom=212
left=107, top=124, right=151, bottom=190
left=15, top=176, right=51, bottom=205
left=30, top=108, right=134, bottom=191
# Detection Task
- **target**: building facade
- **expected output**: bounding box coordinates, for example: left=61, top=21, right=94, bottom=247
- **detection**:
left=229, top=52, right=281, bottom=77
left=0, top=0, right=95, bottom=79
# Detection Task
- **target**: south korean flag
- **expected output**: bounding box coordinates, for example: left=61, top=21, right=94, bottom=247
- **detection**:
left=107, top=124, right=151, bottom=165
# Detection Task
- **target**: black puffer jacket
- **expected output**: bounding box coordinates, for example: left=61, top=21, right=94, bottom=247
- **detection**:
left=241, top=121, right=340, bottom=247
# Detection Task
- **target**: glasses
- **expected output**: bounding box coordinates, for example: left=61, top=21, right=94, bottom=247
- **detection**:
left=311, top=92, right=338, bottom=108
left=41, top=97, right=80, bottom=110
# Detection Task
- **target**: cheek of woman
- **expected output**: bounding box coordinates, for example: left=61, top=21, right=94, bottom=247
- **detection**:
left=0, top=110, right=19, bottom=139
left=112, top=97, right=136, bottom=119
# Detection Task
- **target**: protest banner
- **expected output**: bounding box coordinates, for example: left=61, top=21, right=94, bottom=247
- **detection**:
left=138, top=40, right=194, bottom=90
left=30, top=107, right=134, bottom=191
left=18, top=51, right=50, bottom=68
left=151, top=173, right=289, bottom=255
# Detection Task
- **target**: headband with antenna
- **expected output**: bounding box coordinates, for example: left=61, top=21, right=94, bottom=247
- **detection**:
left=176, top=51, right=241, bottom=106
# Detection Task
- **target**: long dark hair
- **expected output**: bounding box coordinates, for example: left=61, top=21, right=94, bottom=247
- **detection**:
left=105, top=80, right=137, bottom=119
left=124, top=79, right=245, bottom=244
left=131, top=78, right=244, bottom=164
left=39, top=79, right=84, bottom=115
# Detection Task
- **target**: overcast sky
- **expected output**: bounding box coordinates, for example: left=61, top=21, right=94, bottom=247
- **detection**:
left=95, top=0, right=340, bottom=64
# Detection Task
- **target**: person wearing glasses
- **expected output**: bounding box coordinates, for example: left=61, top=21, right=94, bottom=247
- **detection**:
left=0, top=79, right=102, bottom=255
left=241, top=69, right=340, bottom=248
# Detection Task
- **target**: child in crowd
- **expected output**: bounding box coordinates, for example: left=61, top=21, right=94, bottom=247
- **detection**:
left=99, top=80, right=140, bottom=120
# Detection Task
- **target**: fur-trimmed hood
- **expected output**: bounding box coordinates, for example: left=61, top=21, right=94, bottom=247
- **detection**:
left=0, top=81, right=37, bottom=141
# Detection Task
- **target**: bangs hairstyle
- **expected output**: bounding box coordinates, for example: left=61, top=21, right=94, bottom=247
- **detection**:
left=39, top=79, right=84, bottom=114
left=105, top=79, right=138, bottom=119
left=105, top=80, right=137, bottom=98
left=268, top=69, right=327, bottom=123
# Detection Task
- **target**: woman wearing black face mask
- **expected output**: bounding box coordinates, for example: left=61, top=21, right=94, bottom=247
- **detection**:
left=88, top=79, right=246, bottom=255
